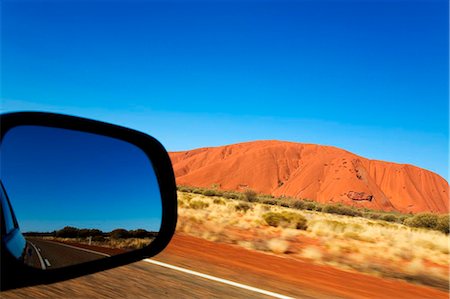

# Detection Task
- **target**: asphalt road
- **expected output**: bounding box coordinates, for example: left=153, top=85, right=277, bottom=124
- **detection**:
left=26, top=238, right=107, bottom=269
left=2, top=235, right=448, bottom=299
left=2, top=257, right=279, bottom=299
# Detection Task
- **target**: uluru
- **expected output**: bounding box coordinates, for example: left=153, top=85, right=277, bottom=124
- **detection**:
left=169, top=140, right=449, bottom=214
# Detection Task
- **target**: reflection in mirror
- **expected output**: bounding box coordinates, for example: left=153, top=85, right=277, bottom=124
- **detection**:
left=0, top=125, right=162, bottom=270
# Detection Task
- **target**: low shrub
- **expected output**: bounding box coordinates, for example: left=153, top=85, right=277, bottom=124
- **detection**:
left=78, top=228, right=103, bottom=238
left=404, top=213, right=439, bottom=229
left=202, top=189, right=216, bottom=196
left=261, top=199, right=277, bottom=206
left=398, top=215, right=412, bottom=223
left=314, top=206, right=323, bottom=212
left=55, top=226, right=79, bottom=238
left=223, top=192, right=241, bottom=200
left=291, top=201, right=305, bottom=210
left=380, top=214, right=398, bottom=223
left=322, top=204, right=362, bottom=217
left=235, top=202, right=251, bottom=213
left=110, top=228, right=130, bottom=239
left=435, top=215, right=449, bottom=234
left=263, top=212, right=307, bottom=230
left=189, top=200, right=209, bottom=209
left=244, top=189, right=258, bottom=202
left=365, top=212, right=382, bottom=220
left=192, top=188, right=203, bottom=194
left=304, top=201, right=322, bottom=211
left=178, top=186, right=194, bottom=193
left=213, top=198, right=226, bottom=205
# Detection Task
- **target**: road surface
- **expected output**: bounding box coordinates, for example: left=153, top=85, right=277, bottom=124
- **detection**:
left=2, top=234, right=448, bottom=298
left=26, top=238, right=107, bottom=269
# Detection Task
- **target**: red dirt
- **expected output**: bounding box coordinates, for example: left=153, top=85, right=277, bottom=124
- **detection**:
left=157, top=234, right=448, bottom=299
left=170, top=140, right=449, bottom=213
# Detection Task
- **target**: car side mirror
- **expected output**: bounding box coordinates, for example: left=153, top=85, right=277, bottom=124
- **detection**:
left=0, top=112, right=177, bottom=290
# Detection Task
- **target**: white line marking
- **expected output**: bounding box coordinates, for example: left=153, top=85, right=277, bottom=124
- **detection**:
left=44, top=258, right=51, bottom=267
left=38, top=241, right=293, bottom=298
left=49, top=242, right=110, bottom=257
left=29, top=242, right=46, bottom=270
left=144, top=259, right=294, bottom=299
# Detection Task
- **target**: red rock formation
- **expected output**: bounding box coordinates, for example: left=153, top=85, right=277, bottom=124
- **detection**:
left=169, top=140, right=449, bottom=213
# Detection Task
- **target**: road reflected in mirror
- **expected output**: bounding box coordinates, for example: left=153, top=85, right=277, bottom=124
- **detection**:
left=0, top=125, right=162, bottom=270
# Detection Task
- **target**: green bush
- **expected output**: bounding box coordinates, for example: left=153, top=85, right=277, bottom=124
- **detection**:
left=365, top=212, right=382, bottom=220
left=380, top=214, right=398, bottom=223
left=189, top=200, right=209, bottom=209
left=262, top=199, right=277, bottom=205
left=291, top=201, right=305, bottom=210
left=244, top=189, right=258, bottom=202
left=263, top=212, right=284, bottom=227
left=314, top=205, right=323, bottom=212
left=235, top=202, right=251, bottom=213
left=404, top=213, right=439, bottom=229
left=129, top=229, right=157, bottom=238
left=398, top=215, right=411, bottom=223
left=322, top=204, right=362, bottom=217
left=110, top=229, right=130, bottom=239
left=262, top=212, right=307, bottom=230
left=192, top=188, right=204, bottom=194
left=55, top=226, right=80, bottom=238
left=223, top=191, right=241, bottom=199
left=213, top=198, right=226, bottom=205
left=435, top=215, right=449, bottom=234
left=303, top=201, right=323, bottom=212
left=202, top=189, right=216, bottom=196
left=178, top=186, right=194, bottom=193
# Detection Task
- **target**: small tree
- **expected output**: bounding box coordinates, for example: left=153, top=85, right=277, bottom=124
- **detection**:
left=110, top=228, right=130, bottom=239
left=55, top=226, right=79, bottom=238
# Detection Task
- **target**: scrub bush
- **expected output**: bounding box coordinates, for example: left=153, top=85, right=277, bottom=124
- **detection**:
left=404, top=213, right=439, bottom=229
left=435, top=215, right=450, bottom=234
left=235, top=202, right=251, bottom=213
left=322, top=204, right=362, bottom=217
left=263, top=212, right=307, bottom=230
left=110, top=229, right=130, bottom=239
left=189, top=200, right=209, bottom=209
left=244, top=189, right=258, bottom=202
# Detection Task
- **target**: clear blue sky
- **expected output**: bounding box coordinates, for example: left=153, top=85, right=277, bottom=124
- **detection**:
left=1, top=0, right=448, bottom=180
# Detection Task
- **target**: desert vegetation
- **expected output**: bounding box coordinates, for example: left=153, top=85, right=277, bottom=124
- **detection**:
left=176, top=186, right=450, bottom=290
left=25, top=227, right=157, bottom=250
left=177, top=186, right=449, bottom=234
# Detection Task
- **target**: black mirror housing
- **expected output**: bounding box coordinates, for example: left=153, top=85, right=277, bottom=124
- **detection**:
left=0, top=112, right=177, bottom=290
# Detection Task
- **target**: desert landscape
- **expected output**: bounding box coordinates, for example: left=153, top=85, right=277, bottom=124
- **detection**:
left=170, top=140, right=449, bottom=292
left=175, top=188, right=449, bottom=291
left=170, top=140, right=449, bottom=214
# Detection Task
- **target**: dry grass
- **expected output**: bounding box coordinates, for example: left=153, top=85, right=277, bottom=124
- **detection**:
left=177, top=191, right=450, bottom=290
left=44, top=237, right=153, bottom=250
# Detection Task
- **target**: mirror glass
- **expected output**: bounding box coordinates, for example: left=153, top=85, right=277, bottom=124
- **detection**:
left=0, top=125, right=162, bottom=270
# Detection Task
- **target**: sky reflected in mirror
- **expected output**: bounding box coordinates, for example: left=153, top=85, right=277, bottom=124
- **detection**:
left=0, top=125, right=162, bottom=233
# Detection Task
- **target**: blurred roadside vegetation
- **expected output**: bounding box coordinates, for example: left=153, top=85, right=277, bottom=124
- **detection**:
left=176, top=188, right=450, bottom=290
left=177, top=185, right=449, bottom=234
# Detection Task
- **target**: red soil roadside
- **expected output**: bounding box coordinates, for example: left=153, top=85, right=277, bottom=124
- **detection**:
left=157, top=234, right=449, bottom=299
